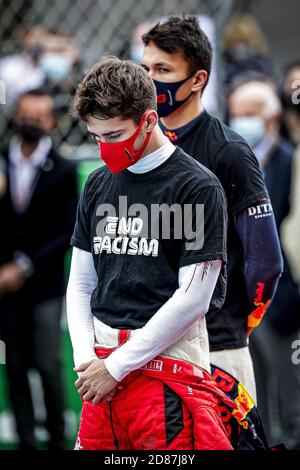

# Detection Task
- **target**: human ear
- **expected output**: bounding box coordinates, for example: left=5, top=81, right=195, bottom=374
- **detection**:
left=191, top=70, right=209, bottom=93
left=145, top=110, right=158, bottom=132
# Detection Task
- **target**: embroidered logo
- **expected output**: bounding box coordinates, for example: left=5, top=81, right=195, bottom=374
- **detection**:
left=141, top=359, right=163, bottom=372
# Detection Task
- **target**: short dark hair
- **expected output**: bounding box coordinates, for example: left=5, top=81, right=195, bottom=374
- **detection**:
left=142, top=16, right=213, bottom=79
left=16, top=88, right=55, bottom=113
left=17, top=88, right=52, bottom=101
left=73, top=56, right=157, bottom=124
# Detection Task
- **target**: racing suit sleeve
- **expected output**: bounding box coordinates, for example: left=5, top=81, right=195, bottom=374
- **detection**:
left=104, top=259, right=222, bottom=381
left=234, top=199, right=283, bottom=336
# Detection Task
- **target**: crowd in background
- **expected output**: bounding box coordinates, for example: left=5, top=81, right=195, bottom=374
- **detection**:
left=0, top=12, right=300, bottom=449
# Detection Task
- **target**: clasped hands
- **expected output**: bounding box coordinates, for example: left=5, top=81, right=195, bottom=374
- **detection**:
left=74, top=358, right=123, bottom=406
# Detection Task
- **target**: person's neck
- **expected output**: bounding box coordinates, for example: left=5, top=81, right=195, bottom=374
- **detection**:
left=160, top=95, right=203, bottom=130
left=142, top=127, right=168, bottom=158
left=20, top=140, right=39, bottom=159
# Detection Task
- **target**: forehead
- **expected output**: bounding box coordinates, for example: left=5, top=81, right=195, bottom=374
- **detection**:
left=230, top=92, right=264, bottom=114
left=143, top=41, right=188, bottom=69
left=17, top=95, right=54, bottom=114
left=86, top=115, right=135, bottom=134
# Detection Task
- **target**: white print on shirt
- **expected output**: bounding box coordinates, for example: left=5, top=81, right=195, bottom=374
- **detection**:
left=247, top=202, right=273, bottom=219
left=93, top=216, right=159, bottom=257
left=95, top=196, right=205, bottom=251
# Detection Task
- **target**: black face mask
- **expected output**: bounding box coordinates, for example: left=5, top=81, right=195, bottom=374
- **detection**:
left=15, top=123, right=46, bottom=143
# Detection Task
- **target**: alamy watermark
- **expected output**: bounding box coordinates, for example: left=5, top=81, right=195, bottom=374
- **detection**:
left=291, top=79, right=300, bottom=105
left=0, top=340, right=6, bottom=365
left=291, top=338, right=300, bottom=365
left=0, top=80, right=6, bottom=105
left=93, top=196, right=205, bottom=257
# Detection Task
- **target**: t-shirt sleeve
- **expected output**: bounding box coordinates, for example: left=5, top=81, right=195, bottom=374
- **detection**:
left=70, top=181, right=91, bottom=253
left=217, top=142, right=269, bottom=215
left=179, top=184, right=227, bottom=268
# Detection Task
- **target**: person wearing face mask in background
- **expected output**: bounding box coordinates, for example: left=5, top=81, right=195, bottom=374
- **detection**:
left=229, top=81, right=282, bottom=167
left=228, top=80, right=300, bottom=449
left=119, top=21, right=156, bottom=64
left=222, top=13, right=273, bottom=90
left=0, top=89, right=78, bottom=449
left=0, top=26, right=46, bottom=107
left=37, top=30, right=83, bottom=151
left=142, top=16, right=283, bottom=408
left=0, top=28, right=83, bottom=153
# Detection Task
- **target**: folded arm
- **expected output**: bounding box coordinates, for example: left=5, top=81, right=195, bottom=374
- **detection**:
left=67, top=247, right=222, bottom=382
left=104, top=259, right=222, bottom=381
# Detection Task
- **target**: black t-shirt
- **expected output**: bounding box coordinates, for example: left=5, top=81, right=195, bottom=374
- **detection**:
left=71, top=147, right=227, bottom=330
left=164, top=111, right=269, bottom=350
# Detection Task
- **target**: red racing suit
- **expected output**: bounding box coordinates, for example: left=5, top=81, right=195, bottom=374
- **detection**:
left=75, top=345, right=234, bottom=450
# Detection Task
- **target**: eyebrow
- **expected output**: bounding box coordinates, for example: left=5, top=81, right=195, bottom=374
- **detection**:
left=155, top=62, right=172, bottom=67
left=142, top=61, right=172, bottom=69
left=102, top=130, right=123, bottom=137
left=88, top=129, right=123, bottom=137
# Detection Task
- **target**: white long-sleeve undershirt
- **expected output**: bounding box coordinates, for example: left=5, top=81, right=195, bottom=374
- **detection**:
left=127, top=138, right=174, bottom=173
left=66, top=247, right=98, bottom=366
left=66, top=247, right=222, bottom=381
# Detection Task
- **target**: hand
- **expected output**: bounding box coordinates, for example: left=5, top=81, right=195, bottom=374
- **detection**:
left=0, top=262, right=26, bottom=294
left=74, top=358, right=122, bottom=405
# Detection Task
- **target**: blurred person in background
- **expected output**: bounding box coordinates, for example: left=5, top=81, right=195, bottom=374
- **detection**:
left=0, top=89, right=78, bottom=450
left=0, top=27, right=80, bottom=106
left=142, top=16, right=282, bottom=404
left=0, top=27, right=83, bottom=152
left=280, top=62, right=300, bottom=317
left=222, top=13, right=273, bottom=90
left=119, top=21, right=156, bottom=63
left=38, top=29, right=80, bottom=90
left=0, top=26, right=46, bottom=106
left=38, top=29, right=83, bottom=151
left=228, top=80, right=300, bottom=449
left=280, top=61, right=300, bottom=146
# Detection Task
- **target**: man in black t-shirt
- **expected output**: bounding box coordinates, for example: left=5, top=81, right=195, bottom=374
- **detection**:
left=142, top=17, right=283, bottom=401
left=66, top=57, right=232, bottom=450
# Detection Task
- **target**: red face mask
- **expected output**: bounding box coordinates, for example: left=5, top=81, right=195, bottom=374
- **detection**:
left=97, top=113, right=153, bottom=174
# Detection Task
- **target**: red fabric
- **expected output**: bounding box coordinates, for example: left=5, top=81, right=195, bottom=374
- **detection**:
left=75, top=350, right=233, bottom=450
left=97, top=113, right=152, bottom=174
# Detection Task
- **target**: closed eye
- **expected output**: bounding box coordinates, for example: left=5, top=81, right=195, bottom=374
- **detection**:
left=107, top=134, right=121, bottom=141
left=91, top=132, right=122, bottom=142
